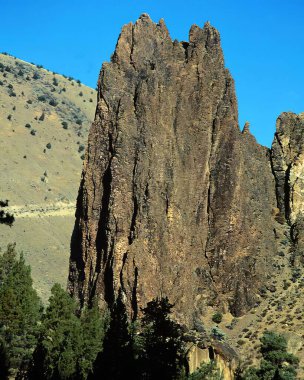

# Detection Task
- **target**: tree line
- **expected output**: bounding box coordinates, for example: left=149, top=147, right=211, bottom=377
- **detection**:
left=0, top=242, right=299, bottom=379
left=0, top=200, right=300, bottom=379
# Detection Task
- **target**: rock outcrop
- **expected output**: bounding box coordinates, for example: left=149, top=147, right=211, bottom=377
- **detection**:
left=272, top=112, right=304, bottom=264
left=68, top=14, right=283, bottom=322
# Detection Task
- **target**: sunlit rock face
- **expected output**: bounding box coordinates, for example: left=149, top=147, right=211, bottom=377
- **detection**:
left=272, top=112, right=304, bottom=264
left=68, top=14, right=281, bottom=323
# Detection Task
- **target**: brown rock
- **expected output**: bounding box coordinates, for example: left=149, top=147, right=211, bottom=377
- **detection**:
left=68, top=15, right=278, bottom=323
left=271, top=112, right=304, bottom=264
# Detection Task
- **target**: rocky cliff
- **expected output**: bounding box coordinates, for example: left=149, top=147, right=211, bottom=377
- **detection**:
left=272, top=112, right=304, bottom=266
left=67, top=14, right=302, bottom=326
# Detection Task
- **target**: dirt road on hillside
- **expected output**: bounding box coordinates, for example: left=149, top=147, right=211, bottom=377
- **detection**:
left=6, top=202, right=76, bottom=218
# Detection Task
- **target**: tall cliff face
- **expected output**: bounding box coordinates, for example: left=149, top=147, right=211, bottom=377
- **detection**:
left=272, top=112, right=304, bottom=265
left=68, top=14, right=279, bottom=322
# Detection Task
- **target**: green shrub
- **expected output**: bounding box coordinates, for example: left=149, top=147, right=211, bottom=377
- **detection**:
left=62, top=121, right=68, bottom=129
left=46, top=143, right=52, bottom=149
left=37, top=95, right=46, bottom=102
left=210, top=326, right=225, bottom=341
left=25, top=123, right=31, bottom=129
left=241, top=332, right=299, bottom=380
left=78, top=144, right=85, bottom=153
left=189, top=361, right=223, bottom=380
left=49, top=99, right=58, bottom=107
left=212, top=312, right=223, bottom=324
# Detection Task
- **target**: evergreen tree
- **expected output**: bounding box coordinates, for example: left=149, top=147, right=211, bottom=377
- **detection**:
left=28, top=285, right=108, bottom=380
left=0, top=244, right=42, bottom=372
left=140, top=297, right=185, bottom=380
left=91, top=292, right=135, bottom=380
left=242, top=331, right=299, bottom=380
left=188, top=361, right=223, bottom=380
left=78, top=300, right=110, bottom=379
left=28, top=283, right=81, bottom=379
left=0, top=338, right=10, bottom=380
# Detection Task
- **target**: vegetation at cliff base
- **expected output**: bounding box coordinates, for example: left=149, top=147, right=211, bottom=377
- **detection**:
left=240, top=331, right=299, bottom=380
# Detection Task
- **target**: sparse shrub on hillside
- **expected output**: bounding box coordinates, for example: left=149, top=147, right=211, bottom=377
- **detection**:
left=76, top=119, right=82, bottom=126
left=79, top=91, right=83, bottom=96
left=0, top=200, right=14, bottom=227
left=0, top=81, right=3, bottom=86
left=46, top=143, right=52, bottom=149
left=212, top=312, right=223, bottom=324
left=52, top=78, right=58, bottom=86
left=7, top=84, right=13, bottom=89
left=25, top=123, right=31, bottom=129
left=61, top=121, right=68, bottom=129
left=39, top=112, right=45, bottom=121
left=37, top=95, right=46, bottom=102
left=26, top=99, right=32, bottom=104
left=78, top=144, right=85, bottom=153
left=30, top=129, right=36, bottom=136
left=49, top=99, right=58, bottom=107
left=80, top=154, right=85, bottom=160
left=89, top=98, right=93, bottom=102
left=7, top=115, right=12, bottom=121
left=36, top=64, right=43, bottom=69
left=211, top=326, right=226, bottom=341
left=17, top=69, right=23, bottom=76
left=77, top=79, right=81, bottom=85
left=32, top=72, right=40, bottom=80
left=12, top=106, right=16, bottom=111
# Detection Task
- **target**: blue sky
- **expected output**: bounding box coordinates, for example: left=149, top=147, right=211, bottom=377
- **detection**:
left=1, top=0, right=303, bottom=146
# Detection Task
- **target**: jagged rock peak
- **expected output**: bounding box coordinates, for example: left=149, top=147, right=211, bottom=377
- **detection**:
left=112, top=15, right=222, bottom=68
left=69, top=15, right=277, bottom=324
left=242, top=121, right=250, bottom=134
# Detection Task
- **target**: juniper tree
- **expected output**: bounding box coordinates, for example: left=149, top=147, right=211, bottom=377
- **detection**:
left=0, top=244, right=42, bottom=372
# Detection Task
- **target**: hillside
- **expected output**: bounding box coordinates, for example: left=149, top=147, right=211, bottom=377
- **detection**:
left=0, top=52, right=96, bottom=301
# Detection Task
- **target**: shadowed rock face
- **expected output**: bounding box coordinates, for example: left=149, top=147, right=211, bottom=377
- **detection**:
left=68, top=14, right=279, bottom=322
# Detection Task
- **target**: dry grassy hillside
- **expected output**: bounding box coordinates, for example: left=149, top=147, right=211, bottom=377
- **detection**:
left=0, top=52, right=96, bottom=301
